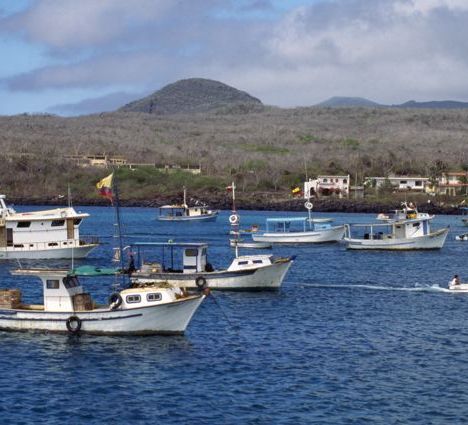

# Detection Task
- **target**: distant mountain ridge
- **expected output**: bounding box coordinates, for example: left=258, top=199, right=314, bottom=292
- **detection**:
left=316, top=96, right=468, bottom=109
left=119, top=78, right=263, bottom=115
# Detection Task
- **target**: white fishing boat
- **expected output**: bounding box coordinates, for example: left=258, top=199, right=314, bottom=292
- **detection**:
left=251, top=200, right=344, bottom=244
left=229, top=239, right=272, bottom=249
left=0, top=195, right=98, bottom=259
left=0, top=266, right=205, bottom=335
left=129, top=242, right=294, bottom=291
left=455, top=233, right=468, bottom=241
left=344, top=204, right=448, bottom=250
left=157, top=187, right=218, bottom=222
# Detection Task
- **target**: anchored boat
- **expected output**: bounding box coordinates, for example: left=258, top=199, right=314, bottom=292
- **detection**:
left=129, top=241, right=294, bottom=291
left=0, top=266, right=205, bottom=335
left=157, top=187, right=218, bottom=222
left=344, top=203, right=449, bottom=250
left=0, top=195, right=97, bottom=259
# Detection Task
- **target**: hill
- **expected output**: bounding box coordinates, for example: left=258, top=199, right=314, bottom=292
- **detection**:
left=397, top=100, right=468, bottom=109
left=119, top=78, right=263, bottom=115
left=316, top=97, right=382, bottom=108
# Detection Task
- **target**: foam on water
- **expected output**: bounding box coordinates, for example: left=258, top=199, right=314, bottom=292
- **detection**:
left=298, top=282, right=452, bottom=293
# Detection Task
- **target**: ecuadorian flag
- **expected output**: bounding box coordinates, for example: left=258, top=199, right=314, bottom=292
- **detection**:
left=291, top=186, right=302, bottom=196
left=96, top=173, right=113, bottom=201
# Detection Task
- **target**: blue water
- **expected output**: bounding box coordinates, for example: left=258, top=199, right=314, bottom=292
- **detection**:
left=1, top=207, right=467, bottom=424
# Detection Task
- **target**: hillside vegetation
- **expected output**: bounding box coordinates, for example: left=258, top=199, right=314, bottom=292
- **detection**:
left=0, top=79, right=467, bottom=202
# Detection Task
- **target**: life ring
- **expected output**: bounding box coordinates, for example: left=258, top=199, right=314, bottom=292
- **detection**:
left=109, top=293, right=123, bottom=310
left=66, top=316, right=82, bottom=334
left=304, top=201, right=313, bottom=210
left=229, top=214, right=239, bottom=224
left=195, top=276, right=207, bottom=289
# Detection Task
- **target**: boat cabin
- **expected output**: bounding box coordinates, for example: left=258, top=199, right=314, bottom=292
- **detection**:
left=130, top=242, right=210, bottom=274
left=158, top=205, right=212, bottom=219
left=264, top=217, right=330, bottom=233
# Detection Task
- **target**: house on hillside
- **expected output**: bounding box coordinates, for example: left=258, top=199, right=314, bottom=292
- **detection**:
left=435, top=171, right=468, bottom=195
left=304, top=175, right=350, bottom=198
left=366, top=176, right=429, bottom=192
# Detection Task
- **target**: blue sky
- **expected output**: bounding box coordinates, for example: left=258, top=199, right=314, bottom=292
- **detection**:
left=1, top=0, right=468, bottom=116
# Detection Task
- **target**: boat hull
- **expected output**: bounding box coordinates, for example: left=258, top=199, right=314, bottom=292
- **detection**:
left=0, top=295, right=204, bottom=335
left=448, top=283, right=468, bottom=292
left=252, top=225, right=345, bottom=244
left=157, top=212, right=218, bottom=222
left=344, top=228, right=449, bottom=250
left=132, top=260, right=293, bottom=291
left=229, top=240, right=272, bottom=249
left=0, top=244, right=97, bottom=260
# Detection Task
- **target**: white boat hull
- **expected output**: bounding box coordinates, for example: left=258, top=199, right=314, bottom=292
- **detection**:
left=344, top=228, right=449, bottom=250
left=252, top=225, right=345, bottom=244
left=0, top=295, right=204, bottom=335
left=229, top=239, right=272, bottom=249
left=448, top=283, right=468, bottom=292
left=0, top=244, right=97, bottom=260
left=132, top=260, right=293, bottom=291
left=157, top=212, right=218, bottom=222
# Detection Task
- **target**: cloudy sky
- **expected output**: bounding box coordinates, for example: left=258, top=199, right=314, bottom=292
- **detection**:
left=1, top=0, right=467, bottom=115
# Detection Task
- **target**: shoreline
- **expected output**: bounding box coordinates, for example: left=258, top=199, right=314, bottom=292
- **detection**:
left=6, top=194, right=462, bottom=215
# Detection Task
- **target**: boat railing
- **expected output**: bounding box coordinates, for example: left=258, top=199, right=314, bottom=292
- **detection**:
left=345, top=222, right=393, bottom=240
left=80, top=235, right=100, bottom=246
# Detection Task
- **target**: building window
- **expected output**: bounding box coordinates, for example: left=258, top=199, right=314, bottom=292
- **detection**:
left=51, top=220, right=65, bottom=227
left=343, top=179, right=347, bottom=184
left=126, top=295, right=141, bottom=304
left=147, top=293, right=162, bottom=302
left=17, top=221, right=31, bottom=228
left=46, top=280, right=60, bottom=289
left=400, top=180, right=407, bottom=185
left=415, top=181, right=422, bottom=186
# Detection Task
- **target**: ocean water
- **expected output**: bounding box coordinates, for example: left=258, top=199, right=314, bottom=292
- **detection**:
left=0, top=206, right=467, bottom=424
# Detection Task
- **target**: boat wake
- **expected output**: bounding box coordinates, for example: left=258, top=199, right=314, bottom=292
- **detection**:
left=297, top=282, right=451, bottom=293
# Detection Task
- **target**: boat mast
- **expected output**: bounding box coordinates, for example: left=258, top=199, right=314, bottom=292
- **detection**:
left=231, top=181, right=239, bottom=258
left=113, top=172, right=126, bottom=278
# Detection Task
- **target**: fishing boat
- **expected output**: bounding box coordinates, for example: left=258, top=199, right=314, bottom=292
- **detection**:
left=0, top=266, right=205, bottom=335
left=229, top=239, right=272, bottom=249
left=157, top=187, right=218, bottom=222
left=129, top=241, right=294, bottom=291
left=0, top=194, right=98, bottom=259
left=344, top=204, right=449, bottom=250
left=455, top=233, right=468, bottom=241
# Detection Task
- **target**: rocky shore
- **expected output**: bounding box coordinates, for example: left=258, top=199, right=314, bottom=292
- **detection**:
left=6, top=193, right=462, bottom=215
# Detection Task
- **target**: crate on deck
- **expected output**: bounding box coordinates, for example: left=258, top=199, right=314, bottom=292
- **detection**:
left=0, top=289, right=22, bottom=309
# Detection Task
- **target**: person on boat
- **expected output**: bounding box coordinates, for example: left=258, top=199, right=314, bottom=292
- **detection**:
left=450, top=275, right=461, bottom=286
left=125, top=253, right=136, bottom=275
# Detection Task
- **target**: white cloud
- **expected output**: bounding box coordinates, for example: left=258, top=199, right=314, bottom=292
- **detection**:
left=3, top=0, right=468, bottom=112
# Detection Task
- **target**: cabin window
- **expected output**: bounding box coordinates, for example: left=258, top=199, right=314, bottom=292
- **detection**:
left=48, top=242, right=58, bottom=247
left=238, top=261, right=249, bottom=265
left=63, top=276, right=79, bottom=288
left=202, top=248, right=207, bottom=256
left=413, top=223, right=420, bottom=227
left=73, top=218, right=82, bottom=226
left=46, top=280, right=60, bottom=289
left=17, top=221, right=31, bottom=228
left=13, top=244, right=24, bottom=248
left=415, top=181, right=422, bottom=186
left=147, top=293, right=162, bottom=302
left=400, top=180, right=407, bottom=185
left=126, top=295, right=141, bottom=304
left=253, top=260, right=263, bottom=264
left=185, top=249, right=198, bottom=257
left=51, top=220, right=65, bottom=227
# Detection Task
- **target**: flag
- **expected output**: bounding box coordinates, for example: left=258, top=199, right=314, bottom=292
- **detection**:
left=96, top=173, right=113, bottom=201
left=291, top=186, right=302, bottom=197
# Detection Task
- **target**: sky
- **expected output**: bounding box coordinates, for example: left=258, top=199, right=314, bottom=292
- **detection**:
left=1, top=0, right=468, bottom=116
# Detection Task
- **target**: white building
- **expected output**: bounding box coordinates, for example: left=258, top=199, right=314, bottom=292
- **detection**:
left=436, top=172, right=468, bottom=195
left=304, top=175, right=350, bottom=198
left=366, top=176, right=429, bottom=192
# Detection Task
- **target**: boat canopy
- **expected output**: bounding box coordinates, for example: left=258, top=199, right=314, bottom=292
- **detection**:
left=68, top=265, right=119, bottom=276
left=130, top=242, right=208, bottom=249
left=266, top=217, right=308, bottom=223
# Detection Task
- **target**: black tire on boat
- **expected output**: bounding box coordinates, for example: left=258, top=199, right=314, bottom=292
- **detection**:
left=195, top=276, right=207, bottom=289
left=66, top=316, right=82, bottom=334
left=109, top=293, right=123, bottom=310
